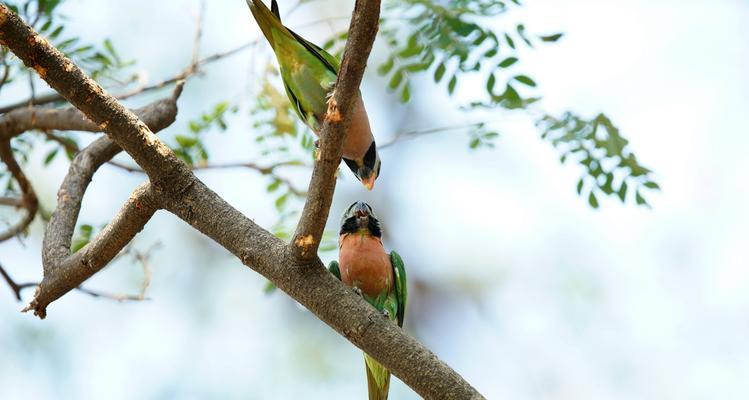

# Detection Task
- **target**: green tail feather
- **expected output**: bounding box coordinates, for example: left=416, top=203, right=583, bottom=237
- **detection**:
left=365, top=353, right=390, bottom=400
left=246, top=0, right=285, bottom=48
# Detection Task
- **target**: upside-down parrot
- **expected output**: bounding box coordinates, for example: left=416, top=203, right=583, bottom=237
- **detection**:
left=328, top=201, right=407, bottom=400
left=246, top=0, right=381, bottom=190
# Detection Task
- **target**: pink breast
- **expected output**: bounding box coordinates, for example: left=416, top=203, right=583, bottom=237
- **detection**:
left=339, top=234, right=393, bottom=298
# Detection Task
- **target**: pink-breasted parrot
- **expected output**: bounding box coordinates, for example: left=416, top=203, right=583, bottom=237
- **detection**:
left=246, top=0, right=381, bottom=190
left=328, top=201, right=407, bottom=400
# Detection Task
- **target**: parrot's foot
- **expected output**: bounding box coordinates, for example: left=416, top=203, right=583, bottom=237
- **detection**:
left=381, top=309, right=390, bottom=318
left=352, top=286, right=363, bottom=297
left=325, top=90, right=342, bottom=123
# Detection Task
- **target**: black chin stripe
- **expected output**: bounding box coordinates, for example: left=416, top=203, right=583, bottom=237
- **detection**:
left=368, top=217, right=382, bottom=237
left=363, top=141, right=377, bottom=168
left=340, top=217, right=359, bottom=235
left=342, top=158, right=359, bottom=174
left=339, top=216, right=382, bottom=237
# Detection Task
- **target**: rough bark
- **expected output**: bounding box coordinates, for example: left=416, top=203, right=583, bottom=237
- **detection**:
left=0, top=3, right=485, bottom=398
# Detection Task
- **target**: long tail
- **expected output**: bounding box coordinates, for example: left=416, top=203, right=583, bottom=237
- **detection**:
left=245, top=0, right=284, bottom=48
left=365, top=353, right=391, bottom=400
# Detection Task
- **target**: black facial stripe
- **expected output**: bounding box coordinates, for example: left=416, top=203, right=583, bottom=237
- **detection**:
left=363, top=141, right=377, bottom=168
left=340, top=216, right=359, bottom=235
left=339, top=215, right=382, bottom=237
left=368, top=217, right=382, bottom=237
left=343, top=158, right=359, bottom=175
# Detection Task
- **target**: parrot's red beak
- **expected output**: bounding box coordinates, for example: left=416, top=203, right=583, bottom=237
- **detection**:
left=361, top=176, right=375, bottom=191
left=354, top=202, right=369, bottom=217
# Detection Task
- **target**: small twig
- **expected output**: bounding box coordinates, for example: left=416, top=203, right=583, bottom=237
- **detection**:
left=379, top=122, right=487, bottom=149
left=190, top=0, right=206, bottom=71
left=0, top=197, right=23, bottom=207
left=0, top=50, right=11, bottom=94
left=0, top=262, right=31, bottom=300
left=0, top=140, right=39, bottom=243
left=2, top=260, right=152, bottom=302
left=0, top=40, right=255, bottom=114
left=107, top=159, right=308, bottom=196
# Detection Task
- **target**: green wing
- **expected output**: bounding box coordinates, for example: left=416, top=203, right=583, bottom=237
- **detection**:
left=287, top=28, right=340, bottom=74
left=390, top=251, right=407, bottom=328
left=328, top=260, right=341, bottom=281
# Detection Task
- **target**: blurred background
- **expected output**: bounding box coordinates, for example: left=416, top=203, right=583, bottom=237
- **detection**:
left=1, top=0, right=748, bottom=399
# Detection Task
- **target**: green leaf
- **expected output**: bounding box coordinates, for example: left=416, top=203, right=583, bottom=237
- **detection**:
left=514, top=75, right=537, bottom=87
left=486, top=73, right=496, bottom=94
left=267, top=180, right=281, bottom=193
left=644, top=181, right=660, bottom=190
left=434, top=63, right=446, bottom=83
left=540, top=33, right=564, bottom=42
left=498, top=57, right=519, bottom=68
left=588, top=192, right=599, bottom=209
left=448, top=75, right=457, bottom=95
left=504, top=33, right=516, bottom=49
left=71, top=239, right=88, bottom=253
left=378, top=57, right=395, bottom=75
left=576, top=178, right=584, bottom=195
left=50, top=25, right=64, bottom=39
left=43, top=149, right=59, bottom=166
left=388, top=69, right=403, bottom=89
left=400, top=84, right=411, bottom=103
left=80, top=224, right=94, bottom=236
left=175, top=135, right=198, bottom=148
left=275, top=192, right=289, bottom=210
left=617, top=181, right=628, bottom=202
left=263, top=280, right=277, bottom=294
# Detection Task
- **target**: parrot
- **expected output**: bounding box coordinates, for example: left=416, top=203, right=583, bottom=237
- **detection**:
left=328, top=201, right=407, bottom=400
left=246, top=0, right=382, bottom=190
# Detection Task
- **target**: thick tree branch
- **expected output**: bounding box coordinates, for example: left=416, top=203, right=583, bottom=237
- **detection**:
left=29, top=87, right=181, bottom=315
left=290, top=0, right=380, bottom=260
left=0, top=4, right=485, bottom=398
left=0, top=87, right=183, bottom=141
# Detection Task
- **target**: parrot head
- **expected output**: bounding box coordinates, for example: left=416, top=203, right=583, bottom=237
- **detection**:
left=343, top=142, right=381, bottom=191
left=340, top=201, right=382, bottom=237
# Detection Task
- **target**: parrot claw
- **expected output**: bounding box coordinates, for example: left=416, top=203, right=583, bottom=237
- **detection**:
left=352, top=287, right=363, bottom=297
left=381, top=309, right=390, bottom=318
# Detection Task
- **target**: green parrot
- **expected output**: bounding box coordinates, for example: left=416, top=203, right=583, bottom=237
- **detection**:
left=328, top=201, right=407, bottom=400
left=246, top=0, right=382, bottom=190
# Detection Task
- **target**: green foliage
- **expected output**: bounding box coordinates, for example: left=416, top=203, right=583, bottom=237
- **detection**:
left=4, top=0, right=134, bottom=84
left=171, top=102, right=238, bottom=166
left=70, top=224, right=94, bottom=253
left=370, top=0, right=653, bottom=208
left=537, top=112, right=658, bottom=208
left=377, top=0, right=556, bottom=108
left=249, top=68, right=318, bottom=212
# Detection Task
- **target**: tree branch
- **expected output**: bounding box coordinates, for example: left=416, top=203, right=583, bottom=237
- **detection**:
left=28, top=85, right=182, bottom=315
left=0, top=86, right=184, bottom=141
left=290, top=0, right=381, bottom=260
left=0, top=4, right=485, bottom=398
left=0, top=139, right=38, bottom=242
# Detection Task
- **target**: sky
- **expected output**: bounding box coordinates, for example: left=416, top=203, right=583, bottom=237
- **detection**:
left=1, top=0, right=749, bottom=399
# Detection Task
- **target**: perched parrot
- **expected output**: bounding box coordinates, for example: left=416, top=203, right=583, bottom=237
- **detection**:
left=246, top=0, right=382, bottom=190
left=328, top=201, right=407, bottom=400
